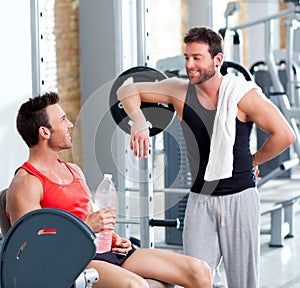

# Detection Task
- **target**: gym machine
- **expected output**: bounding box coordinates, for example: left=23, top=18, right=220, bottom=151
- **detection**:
left=109, top=66, right=179, bottom=249
left=105, top=0, right=181, bottom=250
left=0, top=208, right=99, bottom=288
left=220, top=0, right=300, bottom=183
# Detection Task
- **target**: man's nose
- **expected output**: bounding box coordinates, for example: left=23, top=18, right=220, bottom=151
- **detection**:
left=68, top=119, right=74, bottom=128
left=185, top=59, right=194, bottom=69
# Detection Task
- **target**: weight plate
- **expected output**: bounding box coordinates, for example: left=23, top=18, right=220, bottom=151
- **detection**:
left=221, top=61, right=252, bottom=81
left=109, top=66, right=175, bottom=137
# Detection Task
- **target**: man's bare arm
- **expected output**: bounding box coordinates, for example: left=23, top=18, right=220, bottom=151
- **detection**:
left=239, top=89, right=296, bottom=166
left=6, top=171, right=43, bottom=225
left=117, top=77, right=188, bottom=157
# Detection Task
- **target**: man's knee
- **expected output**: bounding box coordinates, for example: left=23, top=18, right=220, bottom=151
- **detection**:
left=125, top=277, right=149, bottom=288
left=189, top=258, right=212, bottom=286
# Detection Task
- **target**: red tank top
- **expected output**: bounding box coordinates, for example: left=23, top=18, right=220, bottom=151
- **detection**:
left=19, top=160, right=91, bottom=221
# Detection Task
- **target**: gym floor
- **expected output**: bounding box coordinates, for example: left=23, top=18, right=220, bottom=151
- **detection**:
left=256, top=177, right=300, bottom=288
left=259, top=206, right=300, bottom=288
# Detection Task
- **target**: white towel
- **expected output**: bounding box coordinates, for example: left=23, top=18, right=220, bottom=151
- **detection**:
left=204, top=74, right=261, bottom=181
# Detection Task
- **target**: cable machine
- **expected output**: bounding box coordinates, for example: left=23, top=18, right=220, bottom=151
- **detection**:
left=220, top=0, right=300, bottom=183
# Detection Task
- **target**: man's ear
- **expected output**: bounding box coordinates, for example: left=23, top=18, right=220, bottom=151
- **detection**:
left=39, top=126, right=51, bottom=139
left=215, top=52, right=224, bottom=67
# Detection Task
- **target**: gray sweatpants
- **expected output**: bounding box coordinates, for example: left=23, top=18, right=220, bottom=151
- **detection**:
left=183, top=187, right=260, bottom=288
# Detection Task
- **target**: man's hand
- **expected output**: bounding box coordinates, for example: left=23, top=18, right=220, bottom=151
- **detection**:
left=252, top=154, right=261, bottom=182
left=130, top=123, right=151, bottom=158
left=122, top=76, right=134, bottom=86
left=111, top=233, right=132, bottom=254
left=86, top=207, right=116, bottom=233
left=129, top=110, right=151, bottom=158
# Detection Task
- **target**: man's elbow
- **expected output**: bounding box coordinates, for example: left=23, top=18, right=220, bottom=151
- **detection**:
left=116, top=86, right=124, bottom=101
left=285, top=129, right=296, bottom=148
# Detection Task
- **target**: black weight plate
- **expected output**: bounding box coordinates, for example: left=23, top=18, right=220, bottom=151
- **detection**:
left=109, top=66, right=175, bottom=137
left=220, top=61, right=252, bottom=81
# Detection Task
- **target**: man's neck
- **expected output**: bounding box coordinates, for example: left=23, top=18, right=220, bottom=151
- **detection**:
left=195, top=76, right=223, bottom=109
left=28, top=147, right=60, bottom=171
left=27, top=149, right=74, bottom=185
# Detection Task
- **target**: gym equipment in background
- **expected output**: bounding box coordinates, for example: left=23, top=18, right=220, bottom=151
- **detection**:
left=109, top=66, right=175, bottom=137
left=109, top=66, right=179, bottom=250
left=220, top=1, right=300, bottom=162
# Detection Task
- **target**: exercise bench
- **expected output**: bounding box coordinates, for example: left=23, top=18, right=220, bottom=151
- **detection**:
left=259, top=202, right=287, bottom=247
left=259, top=183, right=300, bottom=247
left=0, top=208, right=99, bottom=288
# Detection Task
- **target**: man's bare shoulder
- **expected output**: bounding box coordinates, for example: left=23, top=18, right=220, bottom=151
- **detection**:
left=68, top=162, right=81, bottom=170
left=238, top=88, right=272, bottom=115
left=68, top=162, right=87, bottom=182
left=160, top=76, right=189, bottom=90
left=153, top=77, right=189, bottom=108
left=7, top=169, right=42, bottom=197
left=136, top=76, right=188, bottom=95
left=7, top=168, right=44, bottom=224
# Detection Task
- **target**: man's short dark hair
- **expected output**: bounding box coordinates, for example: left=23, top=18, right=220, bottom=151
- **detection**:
left=17, top=92, right=59, bottom=147
left=184, top=26, right=224, bottom=58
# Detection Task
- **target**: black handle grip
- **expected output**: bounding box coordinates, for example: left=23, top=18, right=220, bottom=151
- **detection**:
left=130, top=236, right=140, bottom=247
left=149, top=218, right=180, bottom=229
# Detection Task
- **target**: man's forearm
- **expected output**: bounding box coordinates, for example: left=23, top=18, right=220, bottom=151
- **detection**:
left=253, top=133, right=295, bottom=166
left=117, top=84, right=141, bottom=114
left=117, top=85, right=148, bottom=133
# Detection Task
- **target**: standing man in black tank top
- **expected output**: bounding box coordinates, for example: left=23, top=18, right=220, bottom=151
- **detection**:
left=118, top=26, right=296, bottom=288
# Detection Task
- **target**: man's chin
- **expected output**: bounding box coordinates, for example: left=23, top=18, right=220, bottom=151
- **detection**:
left=188, top=76, right=198, bottom=84
left=190, top=78, right=202, bottom=85
left=63, top=143, right=72, bottom=150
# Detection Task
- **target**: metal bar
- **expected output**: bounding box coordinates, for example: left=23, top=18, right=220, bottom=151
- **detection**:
left=124, top=187, right=190, bottom=194
left=284, top=204, right=295, bottom=237
left=116, top=131, right=131, bottom=239
left=139, top=151, right=154, bottom=248
left=258, top=158, right=299, bottom=188
left=265, top=21, right=285, bottom=93
left=275, top=94, right=300, bottom=158
left=116, top=218, right=140, bottom=225
left=257, top=167, right=283, bottom=188
left=30, top=0, right=41, bottom=96
left=136, top=0, right=147, bottom=66
left=286, top=19, right=296, bottom=106
left=113, top=0, right=124, bottom=76
left=230, top=9, right=293, bottom=31
left=269, top=208, right=285, bottom=247
left=280, top=158, right=299, bottom=170
left=206, top=0, right=212, bottom=27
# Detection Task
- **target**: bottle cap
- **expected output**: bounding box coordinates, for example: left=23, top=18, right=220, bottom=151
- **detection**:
left=104, top=174, right=112, bottom=179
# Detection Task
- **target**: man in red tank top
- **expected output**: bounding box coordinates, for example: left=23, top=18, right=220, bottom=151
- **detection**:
left=6, top=92, right=212, bottom=288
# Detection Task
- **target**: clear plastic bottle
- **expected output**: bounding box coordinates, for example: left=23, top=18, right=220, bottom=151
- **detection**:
left=93, top=174, right=116, bottom=253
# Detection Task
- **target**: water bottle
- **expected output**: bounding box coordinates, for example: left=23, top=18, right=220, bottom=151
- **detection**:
left=93, top=174, right=116, bottom=253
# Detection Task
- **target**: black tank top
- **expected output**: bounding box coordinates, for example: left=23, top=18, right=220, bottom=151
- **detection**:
left=181, top=84, right=256, bottom=196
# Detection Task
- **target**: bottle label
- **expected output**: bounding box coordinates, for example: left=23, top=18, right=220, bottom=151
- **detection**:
left=95, top=230, right=113, bottom=253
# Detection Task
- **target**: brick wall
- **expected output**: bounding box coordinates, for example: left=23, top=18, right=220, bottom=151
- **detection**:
left=279, top=1, right=288, bottom=50
left=54, top=0, right=82, bottom=167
